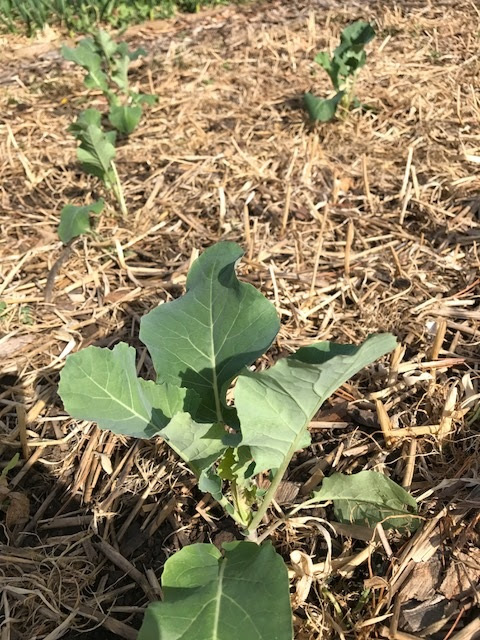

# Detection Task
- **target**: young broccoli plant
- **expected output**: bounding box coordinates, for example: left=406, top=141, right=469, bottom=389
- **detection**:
left=57, top=198, right=104, bottom=244
left=68, top=109, right=127, bottom=218
left=305, top=20, right=375, bottom=122
left=62, top=30, right=156, bottom=135
left=58, top=31, right=157, bottom=238
left=58, top=242, right=418, bottom=639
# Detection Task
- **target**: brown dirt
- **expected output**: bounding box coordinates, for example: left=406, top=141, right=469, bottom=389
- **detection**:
left=0, top=0, right=479, bottom=638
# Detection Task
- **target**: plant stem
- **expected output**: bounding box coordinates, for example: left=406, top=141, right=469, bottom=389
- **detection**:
left=217, top=493, right=249, bottom=528
left=110, top=161, right=128, bottom=218
left=245, top=455, right=292, bottom=537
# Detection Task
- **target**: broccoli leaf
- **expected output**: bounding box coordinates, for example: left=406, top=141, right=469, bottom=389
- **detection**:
left=57, top=199, right=104, bottom=243
left=304, top=91, right=345, bottom=122
left=62, top=39, right=109, bottom=93
left=108, top=104, right=142, bottom=134
left=236, top=334, right=397, bottom=474
left=313, top=471, right=420, bottom=532
left=58, top=343, right=194, bottom=438
left=139, top=242, right=280, bottom=423
left=138, top=541, right=293, bottom=640
left=58, top=343, right=226, bottom=473
left=69, top=109, right=116, bottom=186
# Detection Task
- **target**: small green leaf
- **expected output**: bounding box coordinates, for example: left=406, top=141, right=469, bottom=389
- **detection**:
left=134, top=93, right=157, bottom=105
left=1, top=453, right=19, bottom=478
left=339, top=21, right=376, bottom=49
left=138, top=541, right=293, bottom=640
left=312, top=20, right=375, bottom=104
left=304, top=91, right=345, bottom=122
left=332, top=21, right=375, bottom=79
left=314, top=51, right=339, bottom=89
left=93, top=30, right=118, bottom=60
left=126, top=45, right=147, bottom=61
left=58, top=343, right=196, bottom=439
left=57, top=199, right=104, bottom=243
left=314, top=51, right=332, bottom=72
left=314, top=471, right=419, bottom=532
left=218, top=446, right=254, bottom=485
left=198, top=467, right=224, bottom=499
left=69, top=109, right=116, bottom=186
left=108, top=104, right=142, bottom=134
left=236, top=334, right=397, bottom=474
left=139, top=242, right=280, bottom=423
left=62, top=40, right=109, bottom=92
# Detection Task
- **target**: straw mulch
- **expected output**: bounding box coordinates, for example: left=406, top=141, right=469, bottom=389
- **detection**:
left=0, top=0, right=479, bottom=638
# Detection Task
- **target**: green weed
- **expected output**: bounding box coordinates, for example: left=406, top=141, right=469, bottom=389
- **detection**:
left=0, top=0, right=235, bottom=35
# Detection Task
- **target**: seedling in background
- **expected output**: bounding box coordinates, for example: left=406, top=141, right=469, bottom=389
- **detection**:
left=68, top=109, right=127, bottom=216
left=58, top=242, right=419, bottom=639
left=58, top=198, right=104, bottom=244
left=58, top=31, right=156, bottom=237
left=62, top=30, right=156, bottom=135
left=305, top=20, right=375, bottom=122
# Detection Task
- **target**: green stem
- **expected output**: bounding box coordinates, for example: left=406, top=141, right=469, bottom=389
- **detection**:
left=245, top=454, right=292, bottom=537
left=217, top=493, right=249, bottom=528
left=110, top=161, right=128, bottom=218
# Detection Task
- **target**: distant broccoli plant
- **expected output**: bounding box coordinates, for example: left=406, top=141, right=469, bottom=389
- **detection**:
left=304, top=20, right=375, bottom=122
left=58, top=31, right=156, bottom=238
left=62, top=30, right=156, bottom=135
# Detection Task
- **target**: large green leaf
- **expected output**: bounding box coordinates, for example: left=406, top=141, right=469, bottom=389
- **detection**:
left=57, top=199, right=104, bottom=243
left=139, top=243, right=280, bottom=423
left=58, top=343, right=226, bottom=473
left=69, top=109, right=116, bottom=186
left=138, top=541, right=293, bottom=640
left=313, top=471, right=419, bottom=532
left=236, top=334, right=397, bottom=474
left=58, top=343, right=195, bottom=439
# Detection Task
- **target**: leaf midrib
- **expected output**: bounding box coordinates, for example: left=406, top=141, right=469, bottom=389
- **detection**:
left=212, top=556, right=226, bottom=640
left=208, top=258, right=223, bottom=423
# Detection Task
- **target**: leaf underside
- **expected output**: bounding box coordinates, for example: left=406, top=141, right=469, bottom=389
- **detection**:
left=314, top=471, right=420, bottom=532
left=139, top=242, right=280, bottom=423
left=137, top=541, right=293, bottom=640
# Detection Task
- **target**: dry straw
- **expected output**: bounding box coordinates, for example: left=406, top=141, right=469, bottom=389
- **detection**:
left=0, top=0, right=479, bottom=637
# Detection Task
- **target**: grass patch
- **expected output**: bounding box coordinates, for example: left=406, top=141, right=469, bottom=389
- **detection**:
left=0, top=0, right=235, bottom=35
